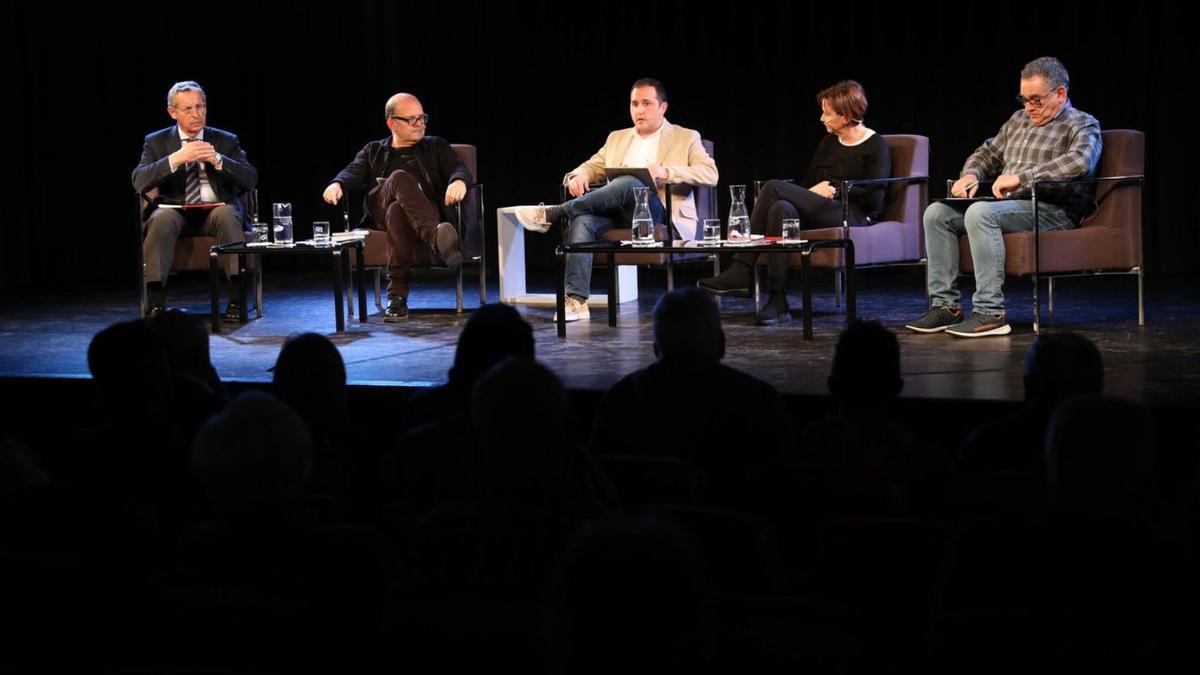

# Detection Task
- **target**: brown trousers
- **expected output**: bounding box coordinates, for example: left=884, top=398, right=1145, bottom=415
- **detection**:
left=367, top=170, right=443, bottom=299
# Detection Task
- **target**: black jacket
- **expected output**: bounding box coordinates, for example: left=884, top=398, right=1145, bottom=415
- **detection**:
left=331, top=135, right=472, bottom=228
left=132, top=126, right=257, bottom=222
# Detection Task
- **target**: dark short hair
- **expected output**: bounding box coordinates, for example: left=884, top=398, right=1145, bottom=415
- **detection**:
left=829, top=320, right=901, bottom=410
left=816, top=80, right=868, bottom=124
left=1021, top=56, right=1070, bottom=90
left=631, top=78, right=668, bottom=104
left=652, top=288, right=722, bottom=363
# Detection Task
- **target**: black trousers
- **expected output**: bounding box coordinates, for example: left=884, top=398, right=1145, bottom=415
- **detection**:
left=735, top=179, right=869, bottom=290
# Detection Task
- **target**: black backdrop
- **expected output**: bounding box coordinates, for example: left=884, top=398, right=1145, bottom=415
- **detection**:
left=4, top=0, right=1195, bottom=289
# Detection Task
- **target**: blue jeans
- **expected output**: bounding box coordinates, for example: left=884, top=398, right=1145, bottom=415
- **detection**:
left=924, top=199, right=1075, bottom=315
left=564, top=175, right=665, bottom=300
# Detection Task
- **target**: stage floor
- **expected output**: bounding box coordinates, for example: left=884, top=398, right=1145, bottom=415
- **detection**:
left=2, top=266, right=1197, bottom=408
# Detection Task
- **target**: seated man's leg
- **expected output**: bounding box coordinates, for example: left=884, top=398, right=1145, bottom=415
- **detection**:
left=381, top=200, right=416, bottom=302
left=905, top=201, right=967, bottom=332
left=143, top=208, right=186, bottom=308
left=369, top=170, right=461, bottom=280
left=203, top=205, right=247, bottom=319
left=203, top=205, right=245, bottom=283
left=563, top=174, right=664, bottom=224
left=924, top=201, right=968, bottom=309
left=565, top=213, right=619, bottom=301
left=962, top=200, right=1074, bottom=317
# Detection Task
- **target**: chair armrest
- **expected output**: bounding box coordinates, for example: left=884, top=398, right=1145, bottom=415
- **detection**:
left=1031, top=174, right=1144, bottom=188
left=842, top=175, right=929, bottom=188
left=752, top=178, right=798, bottom=195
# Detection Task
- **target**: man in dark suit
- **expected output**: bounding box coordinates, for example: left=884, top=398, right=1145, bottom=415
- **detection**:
left=322, top=92, right=468, bottom=321
left=132, top=80, right=257, bottom=319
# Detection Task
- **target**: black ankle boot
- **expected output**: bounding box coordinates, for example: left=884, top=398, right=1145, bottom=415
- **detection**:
left=757, top=292, right=792, bottom=326
left=697, top=261, right=753, bottom=295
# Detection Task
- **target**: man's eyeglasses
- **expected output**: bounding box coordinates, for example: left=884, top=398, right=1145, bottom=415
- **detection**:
left=390, top=113, right=430, bottom=126
left=172, top=103, right=208, bottom=115
left=1016, top=89, right=1060, bottom=109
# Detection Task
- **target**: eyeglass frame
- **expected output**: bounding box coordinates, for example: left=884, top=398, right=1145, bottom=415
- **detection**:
left=1015, top=86, right=1063, bottom=109
left=389, top=113, right=430, bottom=126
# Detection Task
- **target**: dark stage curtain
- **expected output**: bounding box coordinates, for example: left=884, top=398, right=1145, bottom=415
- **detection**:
left=4, top=0, right=1195, bottom=288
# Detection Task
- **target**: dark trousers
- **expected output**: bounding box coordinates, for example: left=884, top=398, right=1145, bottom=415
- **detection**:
left=368, top=170, right=443, bottom=299
left=143, top=204, right=244, bottom=283
left=735, top=179, right=869, bottom=290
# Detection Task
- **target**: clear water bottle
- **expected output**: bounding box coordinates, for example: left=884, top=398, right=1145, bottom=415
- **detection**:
left=631, top=186, right=654, bottom=246
left=272, top=202, right=294, bottom=245
left=728, top=184, right=750, bottom=241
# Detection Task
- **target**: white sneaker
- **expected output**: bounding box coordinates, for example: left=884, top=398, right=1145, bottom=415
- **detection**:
left=554, top=296, right=590, bottom=322
left=515, top=203, right=554, bottom=233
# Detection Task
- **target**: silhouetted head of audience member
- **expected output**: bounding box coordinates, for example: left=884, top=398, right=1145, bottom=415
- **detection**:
left=652, top=288, right=724, bottom=366
left=1024, top=331, right=1103, bottom=410
left=448, top=303, right=535, bottom=391
left=87, top=319, right=172, bottom=419
left=272, top=332, right=348, bottom=437
left=148, top=309, right=223, bottom=396
left=541, top=512, right=712, bottom=674
left=470, top=356, right=573, bottom=498
left=1045, top=394, right=1157, bottom=517
left=191, top=391, right=314, bottom=516
left=827, top=320, right=903, bottom=414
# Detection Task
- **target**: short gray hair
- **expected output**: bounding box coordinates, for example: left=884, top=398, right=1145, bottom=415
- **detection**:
left=167, top=80, right=205, bottom=108
left=1021, top=57, right=1070, bottom=91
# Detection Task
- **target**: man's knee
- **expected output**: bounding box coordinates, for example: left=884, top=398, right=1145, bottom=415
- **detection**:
left=209, top=205, right=245, bottom=239
left=923, top=201, right=959, bottom=231
left=384, top=169, right=420, bottom=191
left=963, top=203, right=1001, bottom=233
left=145, top=209, right=184, bottom=239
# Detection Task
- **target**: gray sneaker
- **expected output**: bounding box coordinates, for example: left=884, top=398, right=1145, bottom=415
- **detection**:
left=946, top=311, right=1011, bottom=338
left=515, top=203, right=563, bottom=233
left=905, top=306, right=963, bottom=333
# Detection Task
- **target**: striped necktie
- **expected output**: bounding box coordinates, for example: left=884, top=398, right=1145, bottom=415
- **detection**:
left=183, top=137, right=202, bottom=204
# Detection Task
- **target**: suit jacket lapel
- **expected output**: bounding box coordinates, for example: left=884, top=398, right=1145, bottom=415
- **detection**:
left=655, top=120, right=674, bottom=166
left=612, top=129, right=634, bottom=167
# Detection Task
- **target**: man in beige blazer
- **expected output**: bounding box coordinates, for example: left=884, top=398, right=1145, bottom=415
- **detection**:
left=517, top=78, right=718, bottom=321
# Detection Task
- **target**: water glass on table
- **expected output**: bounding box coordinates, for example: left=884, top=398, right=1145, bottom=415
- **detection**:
left=312, top=221, right=330, bottom=245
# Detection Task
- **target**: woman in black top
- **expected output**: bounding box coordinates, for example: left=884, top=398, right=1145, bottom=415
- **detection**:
left=699, top=80, right=891, bottom=325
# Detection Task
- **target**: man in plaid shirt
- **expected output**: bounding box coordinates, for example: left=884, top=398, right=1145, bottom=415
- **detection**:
left=906, top=57, right=1102, bottom=337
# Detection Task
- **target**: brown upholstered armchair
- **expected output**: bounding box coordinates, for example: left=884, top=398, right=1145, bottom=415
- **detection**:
left=957, top=129, right=1145, bottom=331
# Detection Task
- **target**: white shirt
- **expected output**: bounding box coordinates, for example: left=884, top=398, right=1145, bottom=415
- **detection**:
left=838, top=126, right=877, bottom=147
left=621, top=124, right=663, bottom=168
left=172, top=127, right=219, bottom=203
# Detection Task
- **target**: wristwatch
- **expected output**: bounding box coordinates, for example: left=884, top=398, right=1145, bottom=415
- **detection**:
left=212, top=153, right=223, bottom=168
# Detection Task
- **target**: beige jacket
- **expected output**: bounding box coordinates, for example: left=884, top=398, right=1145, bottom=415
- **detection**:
left=564, top=120, right=718, bottom=240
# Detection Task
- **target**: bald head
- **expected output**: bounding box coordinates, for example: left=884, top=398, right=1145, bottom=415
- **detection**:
left=384, top=92, right=421, bottom=119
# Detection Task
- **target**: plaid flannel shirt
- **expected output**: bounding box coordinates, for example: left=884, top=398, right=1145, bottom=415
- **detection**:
left=961, top=100, right=1102, bottom=222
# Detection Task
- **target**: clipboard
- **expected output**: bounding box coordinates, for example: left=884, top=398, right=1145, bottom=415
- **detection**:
left=602, top=167, right=655, bottom=189
left=937, top=197, right=997, bottom=204
left=159, top=202, right=225, bottom=209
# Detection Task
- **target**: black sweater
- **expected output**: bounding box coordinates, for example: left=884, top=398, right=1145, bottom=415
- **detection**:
left=803, top=133, right=891, bottom=221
